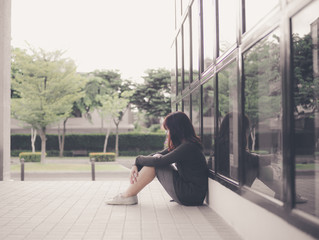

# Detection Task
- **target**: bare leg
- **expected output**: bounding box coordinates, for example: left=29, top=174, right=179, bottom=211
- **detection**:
left=122, top=166, right=156, bottom=197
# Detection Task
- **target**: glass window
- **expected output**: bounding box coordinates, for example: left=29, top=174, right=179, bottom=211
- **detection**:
left=203, top=0, right=215, bottom=70
left=292, top=0, right=319, bottom=215
left=177, top=101, right=182, bottom=112
left=244, top=0, right=279, bottom=33
left=184, top=18, right=191, bottom=88
left=218, top=0, right=237, bottom=56
left=183, top=95, right=190, bottom=118
left=177, top=33, right=183, bottom=95
left=217, top=61, right=238, bottom=180
left=171, top=102, right=177, bottom=112
left=175, top=0, right=182, bottom=28
left=171, top=45, right=177, bottom=96
left=192, top=87, right=201, bottom=136
left=243, top=30, right=283, bottom=200
left=203, top=77, right=215, bottom=170
left=192, top=1, right=200, bottom=80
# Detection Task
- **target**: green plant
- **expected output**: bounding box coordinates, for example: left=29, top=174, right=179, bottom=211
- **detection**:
left=11, top=133, right=166, bottom=153
left=89, top=152, right=116, bottom=162
left=19, top=152, right=45, bottom=162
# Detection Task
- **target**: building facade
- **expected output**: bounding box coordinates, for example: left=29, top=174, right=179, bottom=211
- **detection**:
left=171, top=0, right=319, bottom=239
left=11, top=109, right=134, bottom=134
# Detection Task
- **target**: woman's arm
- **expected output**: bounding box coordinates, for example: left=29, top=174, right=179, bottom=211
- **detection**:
left=148, top=148, right=169, bottom=156
left=135, top=142, right=194, bottom=167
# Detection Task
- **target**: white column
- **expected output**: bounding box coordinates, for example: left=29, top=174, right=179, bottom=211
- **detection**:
left=0, top=0, right=11, bottom=180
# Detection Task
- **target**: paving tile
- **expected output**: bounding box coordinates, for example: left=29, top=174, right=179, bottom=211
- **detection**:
left=0, top=180, right=242, bottom=240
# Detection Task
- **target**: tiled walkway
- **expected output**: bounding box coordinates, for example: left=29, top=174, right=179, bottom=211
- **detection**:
left=0, top=180, right=242, bottom=240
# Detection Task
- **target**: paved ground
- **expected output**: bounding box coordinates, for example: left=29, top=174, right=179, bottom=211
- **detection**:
left=0, top=180, right=242, bottom=240
left=9, top=157, right=134, bottom=181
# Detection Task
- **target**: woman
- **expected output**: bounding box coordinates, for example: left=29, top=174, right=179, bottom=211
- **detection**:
left=106, top=111, right=209, bottom=206
left=218, top=112, right=306, bottom=203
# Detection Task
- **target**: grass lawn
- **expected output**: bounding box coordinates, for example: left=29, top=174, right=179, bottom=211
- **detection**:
left=10, top=163, right=128, bottom=172
left=295, top=163, right=316, bottom=171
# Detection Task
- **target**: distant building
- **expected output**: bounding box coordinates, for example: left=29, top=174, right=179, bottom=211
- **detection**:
left=11, top=108, right=134, bottom=134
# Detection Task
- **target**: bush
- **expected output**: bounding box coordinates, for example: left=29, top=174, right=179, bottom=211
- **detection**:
left=89, top=152, right=116, bottom=162
left=11, top=133, right=166, bottom=156
left=19, top=152, right=44, bottom=162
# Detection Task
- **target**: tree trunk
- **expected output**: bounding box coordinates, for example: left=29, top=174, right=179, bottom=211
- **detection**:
left=115, top=123, right=119, bottom=157
left=58, top=118, right=68, bottom=157
left=103, top=127, right=110, bottom=153
left=251, top=127, right=256, bottom=152
left=31, top=128, right=37, bottom=153
left=39, top=127, right=47, bottom=164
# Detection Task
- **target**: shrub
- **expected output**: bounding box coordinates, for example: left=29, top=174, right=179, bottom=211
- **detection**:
left=19, top=152, right=44, bottom=162
left=11, top=133, right=166, bottom=156
left=89, top=152, right=116, bottom=162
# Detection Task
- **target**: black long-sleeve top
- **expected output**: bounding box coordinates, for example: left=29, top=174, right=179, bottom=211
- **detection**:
left=135, top=141, right=209, bottom=206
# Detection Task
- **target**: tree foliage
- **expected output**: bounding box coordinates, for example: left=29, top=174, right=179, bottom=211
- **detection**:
left=11, top=47, right=85, bottom=162
left=292, top=33, right=317, bottom=113
left=79, top=69, right=134, bottom=156
left=131, top=68, right=171, bottom=125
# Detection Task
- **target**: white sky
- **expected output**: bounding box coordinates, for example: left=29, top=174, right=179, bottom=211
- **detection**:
left=11, top=0, right=175, bottom=82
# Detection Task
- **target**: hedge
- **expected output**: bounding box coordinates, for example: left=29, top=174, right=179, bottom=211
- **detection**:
left=11, top=133, right=166, bottom=156
left=19, top=152, right=43, bottom=162
left=89, top=152, right=115, bottom=162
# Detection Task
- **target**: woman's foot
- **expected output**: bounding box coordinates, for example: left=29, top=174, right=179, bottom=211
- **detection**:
left=105, top=193, right=138, bottom=205
left=295, top=194, right=307, bottom=204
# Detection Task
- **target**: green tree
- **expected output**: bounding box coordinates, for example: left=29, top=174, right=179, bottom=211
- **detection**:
left=292, top=33, right=316, bottom=113
left=97, top=91, right=133, bottom=156
left=243, top=33, right=281, bottom=150
left=131, top=68, right=171, bottom=127
left=11, top=47, right=84, bottom=163
left=80, top=69, right=134, bottom=156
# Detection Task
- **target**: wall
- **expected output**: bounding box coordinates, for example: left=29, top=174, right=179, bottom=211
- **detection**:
left=0, top=0, right=11, bottom=180
left=207, top=179, right=316, bottom=240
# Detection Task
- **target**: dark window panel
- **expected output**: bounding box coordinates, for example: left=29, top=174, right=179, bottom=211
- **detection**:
left=292, top=0, right=319, bottom=216
left=217, top=61, right=239, bottom=180
left=203, top=77, right=215, bottom=170
left=243, top=30, right=283, bottom=200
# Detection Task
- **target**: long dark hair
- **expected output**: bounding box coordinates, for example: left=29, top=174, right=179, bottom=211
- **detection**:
left=163, top=111, right=202, bottom=151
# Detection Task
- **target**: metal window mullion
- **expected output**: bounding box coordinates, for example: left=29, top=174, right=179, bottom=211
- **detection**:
left=189, top=7, right=193, bottom=83
left=281, top=8, right=295, bottom=210
left=214, top=73, right=219, bottom=173
left=238, top=48, right=245, bottom=188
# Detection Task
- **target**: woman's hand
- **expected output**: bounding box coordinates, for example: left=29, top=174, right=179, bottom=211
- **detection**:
left=152, top=153, right=162, bottom=158
left=130, top=165, right=139, bottom=184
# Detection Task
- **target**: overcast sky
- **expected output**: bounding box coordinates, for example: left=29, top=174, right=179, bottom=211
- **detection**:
left=11, top=0, right=174, bottom=82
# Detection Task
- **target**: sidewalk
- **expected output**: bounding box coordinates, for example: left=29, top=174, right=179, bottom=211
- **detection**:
left=0, top=180, right=242, bottom=240
left=9, top=157, right=134, bottom=181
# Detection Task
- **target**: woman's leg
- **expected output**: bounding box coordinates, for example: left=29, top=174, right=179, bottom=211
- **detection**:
left=122, top=166, right=156, bottom=197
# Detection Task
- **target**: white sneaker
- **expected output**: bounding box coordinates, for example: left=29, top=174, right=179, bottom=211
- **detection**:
left=106, top=193, right=138, bottom=205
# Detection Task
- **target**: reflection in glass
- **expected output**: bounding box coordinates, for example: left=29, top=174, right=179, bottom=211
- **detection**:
left=175, top=0, right=182, bottom=28
left=192, top=1, right=200, bottom=80
left=183, top=95, right=190, bottom=118
left=203, top=0, right=215, bottom=70
left=203, top=78, right=215, bottom=170
left=292, top=0, right=319, bottom=216
left=217, top=61, right=238, bottom=180
left=177, top=101, right=182, bottom=112
left=184, top=18, right=190, bottom=87
left=244, top=30, right=283, bottom=200
left=244, top=0, right=278, bottom=33
left=192, top=87, right=201, bottom=136
left=218, top=0, right=236, bottom=56
left=171, top=46, right=176, bottom=96
left=177, top=33, right=182, bottom=95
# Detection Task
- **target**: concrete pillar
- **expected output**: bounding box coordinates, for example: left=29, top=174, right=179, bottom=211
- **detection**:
left=0, top=0, right=11, bottom=180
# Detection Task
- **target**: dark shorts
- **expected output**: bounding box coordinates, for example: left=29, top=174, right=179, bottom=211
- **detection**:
left=155, top=164, right=182, bottom=204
